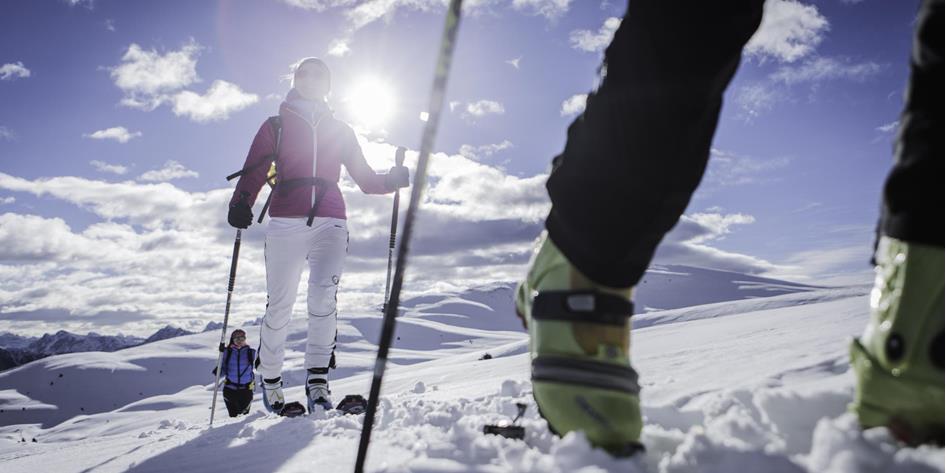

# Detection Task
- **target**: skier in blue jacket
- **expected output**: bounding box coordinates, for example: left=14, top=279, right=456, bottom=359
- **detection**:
left=214, top=329, right=256, bottom=417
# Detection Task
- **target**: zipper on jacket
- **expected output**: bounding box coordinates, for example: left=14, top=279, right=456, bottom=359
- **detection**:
left=285, top=107, right=326, bottom=215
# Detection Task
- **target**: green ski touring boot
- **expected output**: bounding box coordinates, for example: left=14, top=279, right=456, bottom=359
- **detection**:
left=515, top=232, right=642, bottom=455
left=850, top=235, right=944, bottom=445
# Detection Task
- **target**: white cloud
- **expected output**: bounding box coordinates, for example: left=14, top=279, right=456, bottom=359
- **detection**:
left=90, top=160, right=129, bottom=175
left=0, top=136, right=788, bottom=335
left=653, top=212, right=781, bottom=275
left=770, top=56, right=883, bottom=85
left=0, top=62, right=31, bottom=81
left=875, top=121, right=898, bottom=134
left=170, top=80, right=259, bottom=123
left=685, top=213, right=756, bottom=244
left=458, top=140, right=513, bottom=160
left=109, top=41, right=256, bottom=122
left=464, top=100, right=505, bottom=118
left=0, top=197, right=14, bottom=205
left=735, top=83, right=781, bottom=120
left=505, top=56, right=522, bottom=69
left=110, top=41, right=201, bottom=110
left=327, top=38, right=352, bottom=57
left=346, top=0, right=442, bottom=30
left=560, top=93, right=587, bottom=116
left=104, top=19, right=116, bottom=31
left=279, top=0, right=340, bottom=9
left=0, top=213, right=97, bottom=262
left=512, top=0, right=572, bottom=20
left=138, top=161, right=199, bottom=182
left=745, top=0, right=829, bottom=63
left=766, top=245, right=873, bottom=284
left=0, top=126, right=14, bottom=141
left=569, top=16, right=620, bottom=53
left=703, top=148, right=792, bottom=189
left=279, top=0, right=566, bottom=45
left=83, top=126, right=142, bottom=143
left=737, top=55, right=882, bottom=120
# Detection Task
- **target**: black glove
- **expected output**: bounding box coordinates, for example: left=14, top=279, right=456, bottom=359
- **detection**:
left=385, top=165, right=410, bottom=190
left=228, top=199, right=253, bottom=229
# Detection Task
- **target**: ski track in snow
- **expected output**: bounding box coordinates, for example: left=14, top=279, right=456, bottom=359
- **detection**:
left=0, top=280, right=942, bottom=473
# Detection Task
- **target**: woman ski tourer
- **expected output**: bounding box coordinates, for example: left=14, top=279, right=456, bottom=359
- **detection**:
left=227, top=57, right=410, bottom=414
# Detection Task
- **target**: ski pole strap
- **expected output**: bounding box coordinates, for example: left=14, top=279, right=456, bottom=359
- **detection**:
left=531, top=291, right=634, bottom=326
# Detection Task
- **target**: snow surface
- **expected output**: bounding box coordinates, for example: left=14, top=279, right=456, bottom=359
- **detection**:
left=0, top=278, right=942, bottom=473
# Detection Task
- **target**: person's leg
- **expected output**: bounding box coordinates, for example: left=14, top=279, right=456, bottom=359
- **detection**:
left=304, top=217, right=348, bottom=410
left=517, top=0, right=765, bottom=453
left=850, top=0, right=944, bottom=445
left=258, top=218, right=309, bottom=411
left=223, top=387, right=240, bottom=418
left=304, top=218, right=348, bottom=370
left=545, top=0, right=764, bottom=288
left=234, top=388, right=254, bottom=416
left=258, top=218, right=309, bottom=380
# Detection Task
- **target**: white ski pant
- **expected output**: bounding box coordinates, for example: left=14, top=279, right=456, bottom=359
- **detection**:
left=258, top=217, right=348, bottom=380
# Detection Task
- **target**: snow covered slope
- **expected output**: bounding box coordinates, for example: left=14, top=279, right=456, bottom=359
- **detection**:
left=0, top=278, right=941, bottom=473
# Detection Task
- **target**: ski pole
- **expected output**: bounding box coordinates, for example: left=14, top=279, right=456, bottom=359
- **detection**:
left=210, top=192, right=249, bottom=427
left=382, top=147, right=406, bottom=313
left=354, top=1, right=464, bottom=471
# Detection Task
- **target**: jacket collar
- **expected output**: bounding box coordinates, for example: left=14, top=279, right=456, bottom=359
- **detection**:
left=281, top=88, right=332, bottom=126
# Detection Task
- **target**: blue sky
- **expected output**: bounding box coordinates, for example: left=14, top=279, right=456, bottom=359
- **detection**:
left=0, top=0, right=921, bottom=336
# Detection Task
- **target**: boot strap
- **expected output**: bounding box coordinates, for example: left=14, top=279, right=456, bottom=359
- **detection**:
left=532, top=291, right=633, bottom=326
left=532, top=356, right=640, bottom=394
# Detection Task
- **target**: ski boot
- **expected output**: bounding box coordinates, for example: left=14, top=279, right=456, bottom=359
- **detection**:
left=850, top=235, right=944, bottom=445
left=515, top=232, right=642, bottom=455
left=261, top=376, right=285, bottom=413
left=306, top=367, right=333, bottom=412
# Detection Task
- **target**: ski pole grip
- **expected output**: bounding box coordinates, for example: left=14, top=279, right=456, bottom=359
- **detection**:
left=395, top=147, right=406, bottom=166
left=219, top=343, right=226, bottom=353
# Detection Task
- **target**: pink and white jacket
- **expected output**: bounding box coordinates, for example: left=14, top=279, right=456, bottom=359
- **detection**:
left=229, top=90, right=393, bottom=220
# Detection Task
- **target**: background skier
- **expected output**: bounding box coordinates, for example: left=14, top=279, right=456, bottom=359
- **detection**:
left=515, top=0, right=943, bottom=453
left=213, top=329, right=255, bottom=418
left=227, top=57, right=410, bottom=414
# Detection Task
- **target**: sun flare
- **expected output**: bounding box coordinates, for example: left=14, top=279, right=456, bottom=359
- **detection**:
left=345, top=76, right=396, bottom=130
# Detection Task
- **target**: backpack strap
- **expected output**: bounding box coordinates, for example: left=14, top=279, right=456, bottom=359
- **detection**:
left=256, top=116, right=282, bottom=223
left=225, top=116, right=282, bottom=183
left=223, top=346, right=233, bottom=380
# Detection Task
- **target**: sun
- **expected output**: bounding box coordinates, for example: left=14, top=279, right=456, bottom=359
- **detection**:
left=344, top=76, right=396, bottom=131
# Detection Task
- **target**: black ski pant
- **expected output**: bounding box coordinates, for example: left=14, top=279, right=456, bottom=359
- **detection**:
left=545, top=0, right=942, bottom=289
left=223, top=386, right=253, bottom=417
left=879, top=0, right=943, bottom=247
